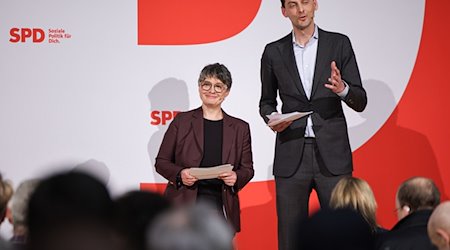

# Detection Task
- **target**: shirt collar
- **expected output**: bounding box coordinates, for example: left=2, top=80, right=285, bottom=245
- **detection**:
left=292, top=25, right=319, bottom=46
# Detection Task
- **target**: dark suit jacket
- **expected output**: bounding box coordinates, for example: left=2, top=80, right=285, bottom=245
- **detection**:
left=375, top=210, right=437, bottom=250
left=155, top=107, right=254, bottom=232
left=259, top=28, right=367, bottom=177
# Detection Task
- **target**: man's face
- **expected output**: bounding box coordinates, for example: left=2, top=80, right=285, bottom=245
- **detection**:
left=282, top=0, right=317, bottom=31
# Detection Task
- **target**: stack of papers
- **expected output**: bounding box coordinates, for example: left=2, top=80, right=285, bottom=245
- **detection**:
left=266, top=111, right=312, bottom=126
left=189, top=164, right=233, bottom=180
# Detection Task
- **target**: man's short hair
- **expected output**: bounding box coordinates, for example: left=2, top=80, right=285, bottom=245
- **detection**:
left=397, top=177, right=440, bottom=212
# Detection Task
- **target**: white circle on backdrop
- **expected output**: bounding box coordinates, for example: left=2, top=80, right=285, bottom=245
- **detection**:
left=203, top=0, right=426, bottom=181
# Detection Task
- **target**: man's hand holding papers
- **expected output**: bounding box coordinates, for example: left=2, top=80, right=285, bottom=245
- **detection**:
left=266, top=111, right=313, bottom=132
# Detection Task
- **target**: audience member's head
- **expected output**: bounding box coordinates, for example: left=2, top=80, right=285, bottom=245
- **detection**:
left=0, top=173, right=13, bottom=225
left=428, top=201, right=450, bottom=250
left=26, top=170, right=117, bottom=250
left=114, top=190, right=171, bottom=250
left=396, top=177, right=440, bottom=220
left=330, top=176, right=379, bottom=232
left=298, top=208, right=374, bottom=250
left=8, top=178, right=40, bottom=245
left=147, top=204, right=234, bottom=250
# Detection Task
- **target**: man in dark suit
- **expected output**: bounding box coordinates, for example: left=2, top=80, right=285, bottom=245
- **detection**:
left=259, top=1, right=367, bottom=249
left=376, top=177, right=440, bottom=250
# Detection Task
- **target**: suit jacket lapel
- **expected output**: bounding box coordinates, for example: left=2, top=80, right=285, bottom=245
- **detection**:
left=312, top=28, right=331, bottom=98
left=278, top=34, right=307, bottom=98
left=192, top=108, right=204, bottom=154
left=222, top=111, right=234, bottom=164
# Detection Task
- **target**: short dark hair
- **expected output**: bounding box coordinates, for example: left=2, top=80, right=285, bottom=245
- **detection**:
left=114, top=190, right=171, bottom=250
left=397, top=177, right=440, bottom=212
left=27, top=171, right=114, bottom=234
left=26, top=171, right=115, bottom=250
left=198, top=63, right=232, bottom=90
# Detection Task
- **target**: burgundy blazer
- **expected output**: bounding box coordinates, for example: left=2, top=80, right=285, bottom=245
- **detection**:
left=155, top=107, right=254, bottom=232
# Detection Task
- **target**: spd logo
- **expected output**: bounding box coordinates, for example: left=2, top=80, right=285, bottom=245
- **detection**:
left=9, top=28, right=45, bottom=43
left=9, top=28, right=71, bottom=43
left=150, top=110, right=180, bottom=125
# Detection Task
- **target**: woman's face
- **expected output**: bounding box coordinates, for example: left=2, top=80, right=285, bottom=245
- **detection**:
left=198, top=77, right=229, bottom=108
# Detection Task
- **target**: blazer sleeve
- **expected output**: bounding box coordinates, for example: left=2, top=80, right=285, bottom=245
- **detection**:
left=155, top=115, right=185, bottom=184
left=234, top=123, right=254, bottom=192
left=259, top=45, right=279, bottom=124
left=340, top=36, right=367, bottom=112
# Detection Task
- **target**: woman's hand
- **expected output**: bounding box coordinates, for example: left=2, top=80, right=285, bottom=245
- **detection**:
left=219, top=171, right=237, bottom=187
left=180, top=168, right=198, bottom=186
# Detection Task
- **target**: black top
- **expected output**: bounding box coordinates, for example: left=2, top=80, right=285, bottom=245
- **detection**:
left=197, top=119, right=224, bottom=209
left=199, top=119, right=223, bottom=168
left=197, top=119, right=223, bottom=211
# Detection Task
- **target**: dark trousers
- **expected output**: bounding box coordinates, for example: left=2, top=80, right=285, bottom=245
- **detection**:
left=275, top=138, right=350, bottom=250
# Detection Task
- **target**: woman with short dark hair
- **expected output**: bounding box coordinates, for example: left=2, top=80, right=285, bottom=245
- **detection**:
left=155, top=63, right=254, bottom=233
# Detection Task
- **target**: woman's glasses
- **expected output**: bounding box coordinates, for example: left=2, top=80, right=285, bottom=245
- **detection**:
left=200, top=81, right=227, bottom=93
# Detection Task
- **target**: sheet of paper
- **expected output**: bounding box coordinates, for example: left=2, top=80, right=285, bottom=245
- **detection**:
left=266, top=111, right=313, bottom=127
left=189, top=164, right=233, bottom=180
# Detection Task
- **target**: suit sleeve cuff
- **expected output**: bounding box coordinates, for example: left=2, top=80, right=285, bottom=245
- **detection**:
left=337, top=80, right=349, bottom=99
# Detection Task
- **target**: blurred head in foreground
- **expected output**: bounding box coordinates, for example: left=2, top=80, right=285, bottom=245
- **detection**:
left=298, top=208, right=374, bottom=250
left=395, top=176, right=440, bottom=221
left=27, top=170, right=117, bottom=250
left=330, top=176, right=380, bottom=232
left=147, top=204, right=234, bottom=250
left=428, top=201, right=450, bottom=250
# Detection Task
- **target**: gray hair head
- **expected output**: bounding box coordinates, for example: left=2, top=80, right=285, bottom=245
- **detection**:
left=10, top=179, right=40, bottom=226
left=147, top=204, right=234, bottom=250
